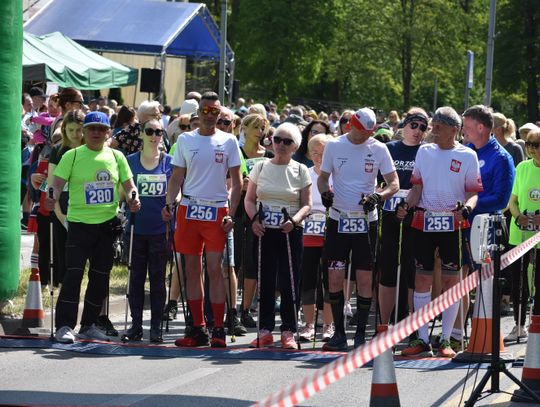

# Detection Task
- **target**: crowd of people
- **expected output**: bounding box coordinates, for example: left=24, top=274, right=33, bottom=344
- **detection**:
left=21, top=86, right=540, bottom=355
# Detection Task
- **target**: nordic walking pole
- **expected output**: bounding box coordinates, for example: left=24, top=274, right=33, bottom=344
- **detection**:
left=518, top=215, right=527, bottom=344
left=456, top=201, right=467, bottom=351
left=122, top=191, right=136, bottom=342
left=313, top=208, right=330, bottom=349
left=529, top=210, right=539, bottom=327
left=394, top=212, right=404, bottom=326
left=169, top=204, right=188, bottom=326
left=256, top=202, right=263, bottom=348
left=48, top=187, right=55, bottom=340
left=162, top=220, right=173, bottom=334
left=282, top=208, right=301, bottom=350
left=224, top=226, right=236, bottom=343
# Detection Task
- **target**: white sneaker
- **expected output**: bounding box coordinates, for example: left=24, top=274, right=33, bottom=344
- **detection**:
left=322, top=324, right=334, bottom=342
left=55, top=326, right=75, bottom=344
left=344, top=302, right=353, bottom=318
left=298, top=324, right=315, bottom=341
left=504, top=325, right=528, bottom=342
left=77, top=324, right=111, bottom=341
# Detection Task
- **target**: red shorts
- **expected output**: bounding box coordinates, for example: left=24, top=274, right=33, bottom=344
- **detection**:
left=174, top=205, right=228, bottom=255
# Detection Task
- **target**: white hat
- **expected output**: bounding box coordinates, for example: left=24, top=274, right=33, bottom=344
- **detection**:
left=350, top=108, right=376, bottom=131
left=519, top=122, right=538, bottom=133
left=179, top=99, right=199, bottom=116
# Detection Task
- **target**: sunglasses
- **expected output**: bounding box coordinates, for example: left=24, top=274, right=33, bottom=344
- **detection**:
left=217, top=118, right=232, bottom=126
left=144, top=128, right=164, bottom=137
left=201, top=106, right=221, bottom=116
left=525, top=141, right=540, bottom=149
left=273, top=136, right=295, bottom=146
left=409, top=122, right=428, bottom=132
left=179, top=124, right=190, bottom=130
left=339, top=117, right=350, bottom=125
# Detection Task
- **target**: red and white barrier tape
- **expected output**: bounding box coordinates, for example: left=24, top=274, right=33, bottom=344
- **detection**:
left=254, top=231, right=540, bottom=407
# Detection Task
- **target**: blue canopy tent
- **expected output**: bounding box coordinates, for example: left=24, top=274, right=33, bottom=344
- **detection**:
left=24, top=0, right=234, bottom=101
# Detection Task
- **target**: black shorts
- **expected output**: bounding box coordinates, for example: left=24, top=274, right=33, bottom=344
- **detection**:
left=414, top=228, right=459, bottom=274
left=322, top=218, right=378, bottom=271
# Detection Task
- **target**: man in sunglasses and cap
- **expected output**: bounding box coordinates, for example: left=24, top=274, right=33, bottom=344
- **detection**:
left=398, top=106, right=483, bottom=358
left=162, top=91, right=242, bottom=348
left=318, top=107, right=399, bottom=351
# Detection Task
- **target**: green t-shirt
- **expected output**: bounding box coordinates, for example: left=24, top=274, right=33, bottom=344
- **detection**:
left=54, top=145, right=133, bottom=224
left=509, top=159, right=540, bottom=247
left=169, top=142, right=177, bottom=157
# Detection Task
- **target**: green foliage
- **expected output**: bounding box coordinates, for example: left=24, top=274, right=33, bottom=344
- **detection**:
left=201, top=0, right=537, bottom=120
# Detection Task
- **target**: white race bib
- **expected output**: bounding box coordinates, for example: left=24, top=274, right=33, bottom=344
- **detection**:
left=383, top=189, right=409, bottom=212
left=304, top=213, right=326, bottom=236
left=138, top=174, right=167, bottom=197
left=423, top=211, right=455, bottom=232
left=84, top=181, right=114, bottom=205
left=338, top=211, right=368, bottom=234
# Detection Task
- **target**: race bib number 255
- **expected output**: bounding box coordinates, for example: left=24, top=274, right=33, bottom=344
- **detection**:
left=423, top=211, right=454, bottom=232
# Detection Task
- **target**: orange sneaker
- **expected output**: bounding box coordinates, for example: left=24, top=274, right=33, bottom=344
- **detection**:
left=174, top=326, right=209, bottom=347
left=401, top=339, right=433, bottom=357
left=437, top=339, right=457, bottom=358
left=250, top=329, right=274, bottom=348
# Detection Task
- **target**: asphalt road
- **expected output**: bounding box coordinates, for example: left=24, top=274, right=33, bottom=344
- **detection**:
left=4, top=232, right=535, bottom=407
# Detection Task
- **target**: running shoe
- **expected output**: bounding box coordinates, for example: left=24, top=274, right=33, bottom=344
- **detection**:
left=322, top=333, right=348, bottom=351
left=281, top=331, right=297, bottom=349
left=121, top=325, right=143, bottom=342
left=150, top=328, right=163, bottom=344
left=298, top=323, right=315, bottom=342
left=437, top=339, right=457, bottom=358
left=226, top=309, right=247, bottom=336
left=211, top=327, right=227, bottom=348
left=401, top=339, right=433, bottom=357
left=249, top=329, right=274, bottom=348
left=55, top=326, right=75, bottom=344
left=322, top=324, right=334, bottom=342
left=96, top=315, right=119, bottom=336
left=175, top=326, right=210, bottom=347
left=241, top=309, right=257, bottom=328
left=504, top=325, right=528, bottom=342
left=78, top=324, right=111, bottom=342
left=353, top=330, right=366, bottom=349
left=162, top=301, right=178, bottom=321
left=449, top=336, right=464, bottom=352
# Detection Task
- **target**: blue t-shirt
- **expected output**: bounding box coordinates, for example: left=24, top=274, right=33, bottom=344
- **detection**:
left=384, top=140, right=421, bottom=189
left=127, top=152, right=172, bottom=235
left=466, top=136, right=515, bottom=219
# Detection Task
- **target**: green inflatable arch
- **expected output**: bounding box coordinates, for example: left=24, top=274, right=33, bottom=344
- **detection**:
left=0, top=0, right=22, bottom=302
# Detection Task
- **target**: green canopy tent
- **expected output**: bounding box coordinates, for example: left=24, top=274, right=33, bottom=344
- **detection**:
left=23, top=31, right=138, bottom=89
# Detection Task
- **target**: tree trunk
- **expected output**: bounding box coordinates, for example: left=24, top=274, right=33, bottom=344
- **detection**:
left=401, top=0, right=414, bottom=110
left=524, top=1, right=539, bottom=122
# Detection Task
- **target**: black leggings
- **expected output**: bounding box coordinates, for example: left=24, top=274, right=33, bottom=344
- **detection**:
left=254, top=227, right=303, bottom=333
left=300, top=246, right=329, bottom=305
left=55, top=220, right=114, bottom=329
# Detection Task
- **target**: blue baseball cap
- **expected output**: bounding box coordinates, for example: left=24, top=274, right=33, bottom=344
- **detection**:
left=83, top=111, right=110, bottom=128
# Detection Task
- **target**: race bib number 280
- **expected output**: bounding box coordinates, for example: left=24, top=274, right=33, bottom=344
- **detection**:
left=84, top=181, right=114, bottom=205
left=423, top=211, right=454, bottom=232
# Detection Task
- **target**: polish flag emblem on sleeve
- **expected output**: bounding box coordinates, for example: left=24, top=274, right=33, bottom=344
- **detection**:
left=450, top=159, right=462, bottom=172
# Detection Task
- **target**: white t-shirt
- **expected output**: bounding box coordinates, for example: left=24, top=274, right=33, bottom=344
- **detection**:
left=249, top=158, right=311, bottom=214
left=411, top=143, right=483, bottom=211
left=172, top=129, right=241, bottom=203
left=309, top=166, right=332, bottom=214
left=320, top=135, right=395, bottom=220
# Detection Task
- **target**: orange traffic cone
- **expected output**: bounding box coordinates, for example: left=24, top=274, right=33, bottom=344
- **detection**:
left=370, top=325, right=400, bottom=407
left=21, top=267, right=44, bottom=328
left=512, top=315, right=540, bottom=401
left=453, top=275, right=510, bottom=362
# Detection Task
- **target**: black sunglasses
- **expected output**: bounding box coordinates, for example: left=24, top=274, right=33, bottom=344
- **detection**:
left=273, top=136, right=294, bottom=146
left=410, top=122, right=428, bottom=132
left=179, top=124, right=190, bottom=130
left=525, top=141, right=540, bottom=149
left=144, top=128, right=164, bottom=137
left=339, top=117, right=349, bottom=124
left=217, top=119, right=232, bottom=126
